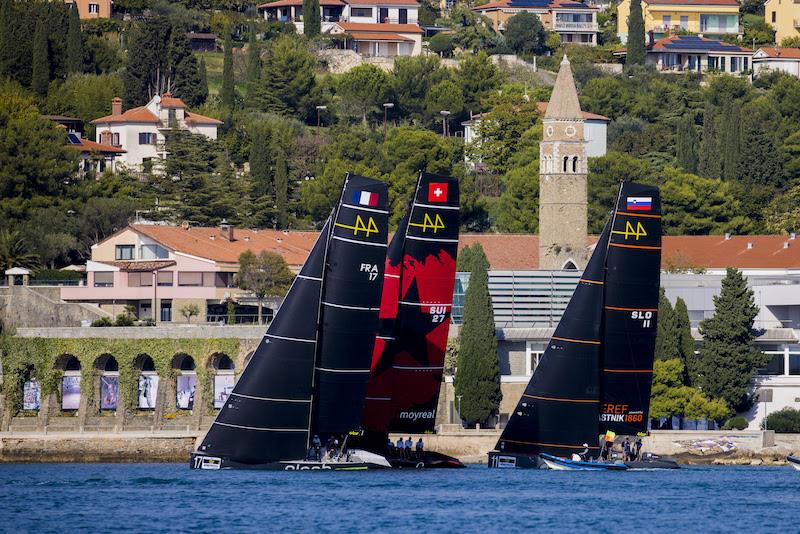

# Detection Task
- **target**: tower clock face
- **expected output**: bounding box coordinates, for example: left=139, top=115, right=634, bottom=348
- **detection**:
left=546, top=126, right=554, bottom=138
left=565, top=125, right=576, bottom=137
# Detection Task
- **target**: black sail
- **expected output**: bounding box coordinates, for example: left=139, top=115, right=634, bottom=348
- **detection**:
left=495, top=222, right=611, bottom=459
left=599, top=182, right=662, bottom=435
left=197, top=220, right=331, bottom=464
left=312, top=173, right=389, bottom=435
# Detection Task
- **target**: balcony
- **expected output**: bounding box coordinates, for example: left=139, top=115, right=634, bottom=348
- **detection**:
left=553, top=21, right=598, bottom=32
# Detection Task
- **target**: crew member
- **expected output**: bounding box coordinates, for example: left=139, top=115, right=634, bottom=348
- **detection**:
left=578, top=443, right=589, bottom=461
left=396, top=436, right=405, bottom=457
left=623, top=438, right=632, bottom=461
left=405, top=437, right=413, bottom=458
left=416, top=438, right=424, bottom=457
left=387, top=437, right=394, bottom=455
left=634, top=438, right=643, bottom=460
left=600, top=439, right=612, bottom=461
left=312, top=435, right=322, bottom=461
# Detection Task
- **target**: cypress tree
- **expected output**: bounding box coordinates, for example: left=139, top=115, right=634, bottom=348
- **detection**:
left=718, top=101, right=741, bottom=182
left=198, top=56, right=209, bottom=105
left=169, top=30, right=204, bottom=106
left=124, top=17, right=172, bottom=106
left=274, top=146, right=288, bottom=229
left=303, top=0, right=321, bottom=37
left=221, top=31, right=235, bottom=109
left=249, top=125, right=273, bottom=199
left=0, top=0, right=12, bottom=79
left=31, top=18, right=50, bottom=96
left=697, top=268, right=768, bottom=412
left=627, top=0, right=646, bottom=67
left=66, top=3, right=82, bottom=74
left=673, top=297, right=696, bottom=385
left=655, top=288, right=678, bottom=361
left=697, top=104, right=720, bottom=179
left=454, top=244, right=501, bottom=426
left=676, top=114, right=698, bottom=173
left=246, top=24, right=261, bottom=86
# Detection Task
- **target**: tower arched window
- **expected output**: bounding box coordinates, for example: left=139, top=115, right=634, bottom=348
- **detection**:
left=563, top=156, right=569, bottom=173
left=572, top=156, right=579, bottom=173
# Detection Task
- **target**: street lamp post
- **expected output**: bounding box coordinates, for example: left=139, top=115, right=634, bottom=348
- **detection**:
left=456, top=394, right=463, bottom=424
left=316, top=105, right=327, bottom=128
left=382, top=102, right=394, bottom=136
left=440, top=110, right=450, bottom=137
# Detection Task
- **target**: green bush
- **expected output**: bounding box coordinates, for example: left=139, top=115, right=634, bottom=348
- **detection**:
left=114, top=314, right=134, bottom=327
left=91, top=317, right=112, bottom=327
left=762, top=407, right=800, bottom=433
left=32, top=269, right=82, bottom=281
left=722, top=416, right=748, bottom=430
left=428, top=33, right=454, bottom=58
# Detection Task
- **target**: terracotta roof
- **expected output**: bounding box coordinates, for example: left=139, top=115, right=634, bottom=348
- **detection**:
left=99, top=260, right=176, bottom=272
left=535, top=102, right=609, bottom=121
left=756, top=47, right=800, bottom=59
left=160, top=93, right=186, bottom=108
left=473, top=0, right=597, bottom=10
left=545, top=56, right=583, bottom=120
left=336, top=21, right=423, bottom=33
left=185, top=111, right=223, bottom=125
left=643, top=0, right=738, bottom=5
left=130, top=225, right=320, bottom=267
left=92, top=106, right=159, bottom=124
left=259, top=0, right=345, bottom=6
left=70, top=137, right=126, bottom=154
left=349, top=0, right=419, bottom=5
left=186, top=32, right=218, bottom=40
left=345, top=31, right=413, bottom=41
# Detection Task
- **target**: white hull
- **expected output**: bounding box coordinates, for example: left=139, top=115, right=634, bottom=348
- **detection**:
left=542, top=457, right=574, bottom=470
left=790, top=461, right=800, bottom=471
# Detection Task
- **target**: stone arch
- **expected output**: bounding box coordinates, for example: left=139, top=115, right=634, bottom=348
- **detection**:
left=135, top=354, right=158, bottom=410
left=208, top=352, right=235, bottom=410
left=172, top=353, right=196, bottom=371
left=21, top=364, right=41, bottom=412
left=173, top=353, right=197, bottom=410
left=56, top=355, right=82, bottom=411
left=94, top=354, right=119, bottom=411
left=562, top=260, right=578, bottom=270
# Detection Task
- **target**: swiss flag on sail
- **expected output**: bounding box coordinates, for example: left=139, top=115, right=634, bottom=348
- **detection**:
left=427, top=182, right=448, bottom=203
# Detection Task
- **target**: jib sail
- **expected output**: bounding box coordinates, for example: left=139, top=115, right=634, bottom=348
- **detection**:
left=599, top=182, right=662, bottom=436
left=362, top=173, right=460, bottom=434
left=494, top=222, right=610, bottom=459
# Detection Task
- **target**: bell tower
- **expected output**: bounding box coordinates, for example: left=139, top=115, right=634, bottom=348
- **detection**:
left=538, top=55, right=589, bottom=271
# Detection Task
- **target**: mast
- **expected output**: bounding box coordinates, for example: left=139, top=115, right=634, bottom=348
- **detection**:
left=599, top=182, right=662, bottom=435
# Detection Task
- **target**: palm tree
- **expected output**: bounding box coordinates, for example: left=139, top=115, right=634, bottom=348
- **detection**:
left=0, top=230, right=39, bottom=270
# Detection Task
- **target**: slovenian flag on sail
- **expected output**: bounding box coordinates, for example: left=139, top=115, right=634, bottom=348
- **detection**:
left=626, top=197, right=652, bottom=211
left=353, top=190, right=379, bottom=207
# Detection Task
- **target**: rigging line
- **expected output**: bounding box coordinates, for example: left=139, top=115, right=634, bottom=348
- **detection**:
left=393, top=365, right=444, bottom=370
left=405, top=235, right=459, bottom=243
left=376, top=335, right=395, bottom=340
left=609, top=243, right=661, bottom=251
left=399, top=301, right=452, bottom=307
left=213, top=421, right=308, bottom=432
left=603, top=368, right=654, bottom=373
left=265, top=333, right=316, bottom=343
left=331, top=235, right=388, bottom=248
left=604, top=305, right=658, bottom=312
left=316, top=367, right=371, bottom=373
left=296, top=274, right=322, bottom=281
left=579, top=278, right=604, bottom=285
left=384, top=273, right=400, bottom=279
left=340, top=203, right=389, bottom=214
left=500, top=438, right=600, bottom=450
left=413, top=202, right=460, bottom=210
left=365, top=396, right=391, bottom=401
left=551, top=336, right=601, bottom=345
left=322, top=301, right=381, bottom=311
left=615, top=211, right=661, bottom=219
left=522, top=394, right=599, bottom=404
left=230, top=393, right=312, bottom=403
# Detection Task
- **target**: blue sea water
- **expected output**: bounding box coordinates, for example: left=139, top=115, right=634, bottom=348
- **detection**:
left=0, top=463, right=797, bottom=533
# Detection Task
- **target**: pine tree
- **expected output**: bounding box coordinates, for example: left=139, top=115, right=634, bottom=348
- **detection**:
left=198, top=56, right=209, bottom=105
left=627, top=0, right=646, bottom=67
left=697, top=268, right=768, bottom=412
left=655, top=288, right=678, bottom=361
left=454, top=244, right=501, bottom=426
left=697, top=104, right=720, bottom=179
left=676, top=114, right=697, bottom=173
left=274, top=146, right=288, bottom=229
left=673, top=297, right=696, bottom=386
left=303, top=0, right=321, bottom=37
left=31, top=18, right=50, bottom=96
left=66, top=3, right=82, bottom=74
left=221, top=31, right=235, bottom=109
left=169, top=30, right=204, bottom=107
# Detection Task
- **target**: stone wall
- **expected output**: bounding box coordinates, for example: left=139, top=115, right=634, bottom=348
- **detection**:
left=0, top=286, right=110, bottom=329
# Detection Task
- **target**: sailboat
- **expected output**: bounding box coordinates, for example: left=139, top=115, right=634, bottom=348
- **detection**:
left=488, top=181, right=678, bottom=471
left=788, top=455, right=800, bottom=470
left=191, top=174, right=392, bottom=471
left=358, top=173, right=465, bottom=468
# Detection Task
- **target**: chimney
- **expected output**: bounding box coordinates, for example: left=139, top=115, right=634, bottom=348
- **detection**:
left=220, top=219, right=234, bottom=241
left=746, top=242, right=753, bottom=250
left=112, top=97, right=122, bottom=116
left=791, top=232, right=797, bottom=240
left=724, top=233, right=731, bottom=240
left=784, top=241, right=790, bottom=249
left=180, top=220, right=190, bottom=230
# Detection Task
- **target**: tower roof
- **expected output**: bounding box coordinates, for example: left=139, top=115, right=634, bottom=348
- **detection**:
left=544, top=55, right=583, bottom=120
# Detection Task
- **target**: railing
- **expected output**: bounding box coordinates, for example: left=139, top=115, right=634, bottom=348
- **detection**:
left=553, top=21, right=598, bottom=31
left=205, top=313, right=267, bottom=325
left=699, top=24, right=740, bottom=33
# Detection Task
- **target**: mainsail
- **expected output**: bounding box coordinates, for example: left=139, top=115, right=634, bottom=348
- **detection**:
left=494, top=181, right=661, bottom=459
left=197, top=174, right=388, bottom=464
left=362, top=173, right=460, bottom=434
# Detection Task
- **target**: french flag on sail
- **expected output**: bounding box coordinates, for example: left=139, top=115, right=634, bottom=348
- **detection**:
left=626, top=197, right=652, bottom=211
left=352, top=190, right=379, bottom=207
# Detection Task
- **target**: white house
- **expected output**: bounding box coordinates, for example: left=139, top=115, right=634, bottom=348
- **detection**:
left=91, top=94, right=222, bottom=172
left=259, top=0, right=423, bottom=56
left=753, top=47, right=800, bottom=78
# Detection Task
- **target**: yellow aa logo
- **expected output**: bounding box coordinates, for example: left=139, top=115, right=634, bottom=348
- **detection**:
left=409, top=213, right=445, bottom=234
left=336, top=215, right=379, bottom=237
left=612, top=221, right=648, bottom=241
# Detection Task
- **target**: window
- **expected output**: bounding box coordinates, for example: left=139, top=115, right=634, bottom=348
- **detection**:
left=157, top=271, right=173, bottom=286
left=772, top=11, right=776, bottom=23
left=758, top=354, right=785, bottom=375
left=127, top=272, right=152, bottom=287
left=720, top=56, right=726, bottom=71
left=88, top=3, right=99, bottom=13
left=572, top=156, right=578, bottom=173
left=116, top=244, right=135, bottom=260
left=680, top=15, right=688, bottom=29
left=379, top=7, right=389, bottom=21
left=351, top=7, right=372, bottom=17
left=179, top=272, right=203, bottom=286
left=160, top=300, right=172, bottom=322
left=94, top=272, right=113, bottom=287
left=399, top=8, right=407, bottom=23
left=662, top=15, right=671, bottom=28
left=744, top=57, right=749, bottom=71
left=168, top=108, right=176, bottom=125
left=141, top=244, right=169, bottom=259
left=138, top=132, right=156, bottom=145
left=112, top=132, right=120, bottom=146
left=731, top=57, right=738, bottom=71
left=563, top=156, right=569, bottom=172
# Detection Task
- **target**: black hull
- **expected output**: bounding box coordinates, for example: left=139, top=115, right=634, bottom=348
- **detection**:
left=487, top=451, right=543, bottom=469
left=190, top=452, right=389, bottom=471
left=387, top=451, right=465, bottom=469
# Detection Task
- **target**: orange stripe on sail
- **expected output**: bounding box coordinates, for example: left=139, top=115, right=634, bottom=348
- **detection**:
left=603, top=368, right=654, bottom=373
left=604, top=306, right=658, bottom=312
left=523, top=394, right=599, bottom=404
left=579, top=279, right=604, bottom=285
left=501, top=439, right=600, bottom=450
left=615, top=211, right=662, bottom=219
left=609, top=243, right=661, bottom=251
left=551, top=336, right=601, bottom=345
